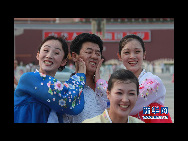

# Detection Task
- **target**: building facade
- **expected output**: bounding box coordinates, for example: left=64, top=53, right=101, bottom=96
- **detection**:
left=14, top=20, right=174, bottom=65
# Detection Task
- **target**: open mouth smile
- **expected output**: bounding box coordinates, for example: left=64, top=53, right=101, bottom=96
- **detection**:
left=89, top=61, right=97, bottom=67
left=128, top=61, right=138, bottom=66
left=44, top=60, right=53, bottom=66
left=119, top=104, right=130, bottom=111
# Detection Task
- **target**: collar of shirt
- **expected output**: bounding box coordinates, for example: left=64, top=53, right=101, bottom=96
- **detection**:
left=104, top=109, right=129, bottom=123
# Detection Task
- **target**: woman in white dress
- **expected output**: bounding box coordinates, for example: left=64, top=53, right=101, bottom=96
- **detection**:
left=117, top=34, right=172, bottom=123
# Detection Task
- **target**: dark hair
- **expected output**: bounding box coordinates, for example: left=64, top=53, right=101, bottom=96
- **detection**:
left=107, top=69, right=139, bottom=95
left=38, top=35, right=68, bottom=71
left=70, top=33, right=103, bottom=56
left=119, top=34, right=145, bottom=55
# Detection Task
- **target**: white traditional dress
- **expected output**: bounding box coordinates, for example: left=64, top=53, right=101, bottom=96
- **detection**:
left=129, top=69, right=172, bottom=123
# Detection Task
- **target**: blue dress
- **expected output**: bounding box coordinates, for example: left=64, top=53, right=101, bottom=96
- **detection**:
left=14, top=71, right=86, bottom=123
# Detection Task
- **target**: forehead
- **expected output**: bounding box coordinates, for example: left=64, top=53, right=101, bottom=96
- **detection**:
left=112, top=80, right=137, bottom=91
left=42, top=40, right=62, bottom=48
left=122, top=39, right=142, bottom=50
left=81, top=42, right=100, bottom=51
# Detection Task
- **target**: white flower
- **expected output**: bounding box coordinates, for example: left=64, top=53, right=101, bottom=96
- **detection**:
left=54, top=81, right=63, bottom=91
left=40, top=73, right=46, bottom=78
left=72, top=75, right=80, bottom=82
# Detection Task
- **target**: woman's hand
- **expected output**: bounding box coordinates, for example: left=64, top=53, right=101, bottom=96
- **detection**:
left=76, top=58, right=86, bottom=74
left=95, top=59, right=104, bottom=82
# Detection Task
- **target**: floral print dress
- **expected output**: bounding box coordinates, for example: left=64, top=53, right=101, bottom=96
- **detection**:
left=14, top=70, right=86, bottom=123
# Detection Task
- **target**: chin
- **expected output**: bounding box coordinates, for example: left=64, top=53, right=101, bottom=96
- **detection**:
left=117, top=111, right=129, bottom=119
left=42, top=66, right=57, bottom=73
left=87, top=67, right=96, bottom=74
left=126, top=66, right=139, bottom=73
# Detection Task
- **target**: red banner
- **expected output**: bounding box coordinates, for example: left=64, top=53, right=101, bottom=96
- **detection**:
left=43, top=31, right=151, bottom=42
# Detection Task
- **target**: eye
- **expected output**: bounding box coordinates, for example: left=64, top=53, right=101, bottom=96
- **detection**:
left=123, top=51, right=129, bottom=55
left=129, top=93, right=135, bottom=96
left=85, top=51, right=92, bottom=54
left=116, top=92, right=122, bottom=95
left=44, top=49, right=48, bottom=52
left=55, top=52, right=60, bottom=55
left=96, top=52, right=101, bottom=56
left=135, top=50, right=141, bottom=54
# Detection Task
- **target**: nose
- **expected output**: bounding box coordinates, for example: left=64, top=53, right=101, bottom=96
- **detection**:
left=46, top=51, right=53, bottom=59
left=91, top=52, right=98, bottom=59
left=130, top=52, right=136, bottom=59
left=122, top=94, right=129, bottom=103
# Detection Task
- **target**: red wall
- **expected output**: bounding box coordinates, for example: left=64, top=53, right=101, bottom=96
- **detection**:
left=15, top=29, right=43, bottom=64
left=102, top=29, right=174, bottom=62
left=15, top=29, right=174, bottom=64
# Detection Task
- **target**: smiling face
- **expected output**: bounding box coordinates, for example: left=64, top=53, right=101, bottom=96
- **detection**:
left=119, top=39, right=146, bottom=77
left=36, top=39, right=66, bottom=77
left=73, top=42, right=102, bottom=75
left=107, top=80, right=138, bottom=123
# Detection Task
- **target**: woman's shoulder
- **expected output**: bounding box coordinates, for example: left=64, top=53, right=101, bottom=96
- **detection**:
left=19, top=71, right=40, bottom=80
left=140, top=71, right=164, bottom=87
left=143, top=71, right=162, bottom=82
left=82, top=114, right=102, bottom=123
left=129, top=116, right=145, bottom=123
left=20, top=71, right=55, bottom=82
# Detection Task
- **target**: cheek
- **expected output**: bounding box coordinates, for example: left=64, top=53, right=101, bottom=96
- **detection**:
left=54, top=56, right=64, bottom=64
left=121, top=56, right=129, bottom=66
left=137, top=55, right=144, bottom=64
left=110, top=95, right=121, bottom=105
left=37, top=54, right=44, bottom=63
left=137, top=54, right=143, bottom=60
left=129, top=96, right=138, bottom=107
left=78, top=53, right=88, bottom=61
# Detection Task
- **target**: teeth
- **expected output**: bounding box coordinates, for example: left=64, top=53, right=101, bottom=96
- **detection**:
left=120, top=105, right=129, bottom=108
left=129, top=62, right=136, bottom=64
left=90, top=62, right=96, bottom=65
left=44, top=61, right=52, bottom=65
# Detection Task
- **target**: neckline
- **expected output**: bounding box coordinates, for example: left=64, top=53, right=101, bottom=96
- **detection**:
left=105, top=109, right=129, bottom=123
left=138, top=69, right=146, bottom=80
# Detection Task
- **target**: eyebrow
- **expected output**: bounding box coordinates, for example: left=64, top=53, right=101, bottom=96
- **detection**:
left=129, top=90, right=136, bottom=92
left=122, top=47, right=142, bottom=50
left=116, top=89, right=136, bottom=92
left=86, top=48, right=100, bottom=53
left=43, top=45, right=62, bottom=51
left=44, top=45, right=51, bottom=48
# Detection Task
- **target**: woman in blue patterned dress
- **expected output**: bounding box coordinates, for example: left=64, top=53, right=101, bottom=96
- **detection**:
left=14, top=36, right=86, bottom=123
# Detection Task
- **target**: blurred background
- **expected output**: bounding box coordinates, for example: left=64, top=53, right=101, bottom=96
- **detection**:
left=14, top=18, right=174, bottom=77
left=14, top=18, right=174, bottom=122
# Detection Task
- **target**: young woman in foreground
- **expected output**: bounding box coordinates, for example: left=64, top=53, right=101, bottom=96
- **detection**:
left=83, top=69, right=144, bottom=123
